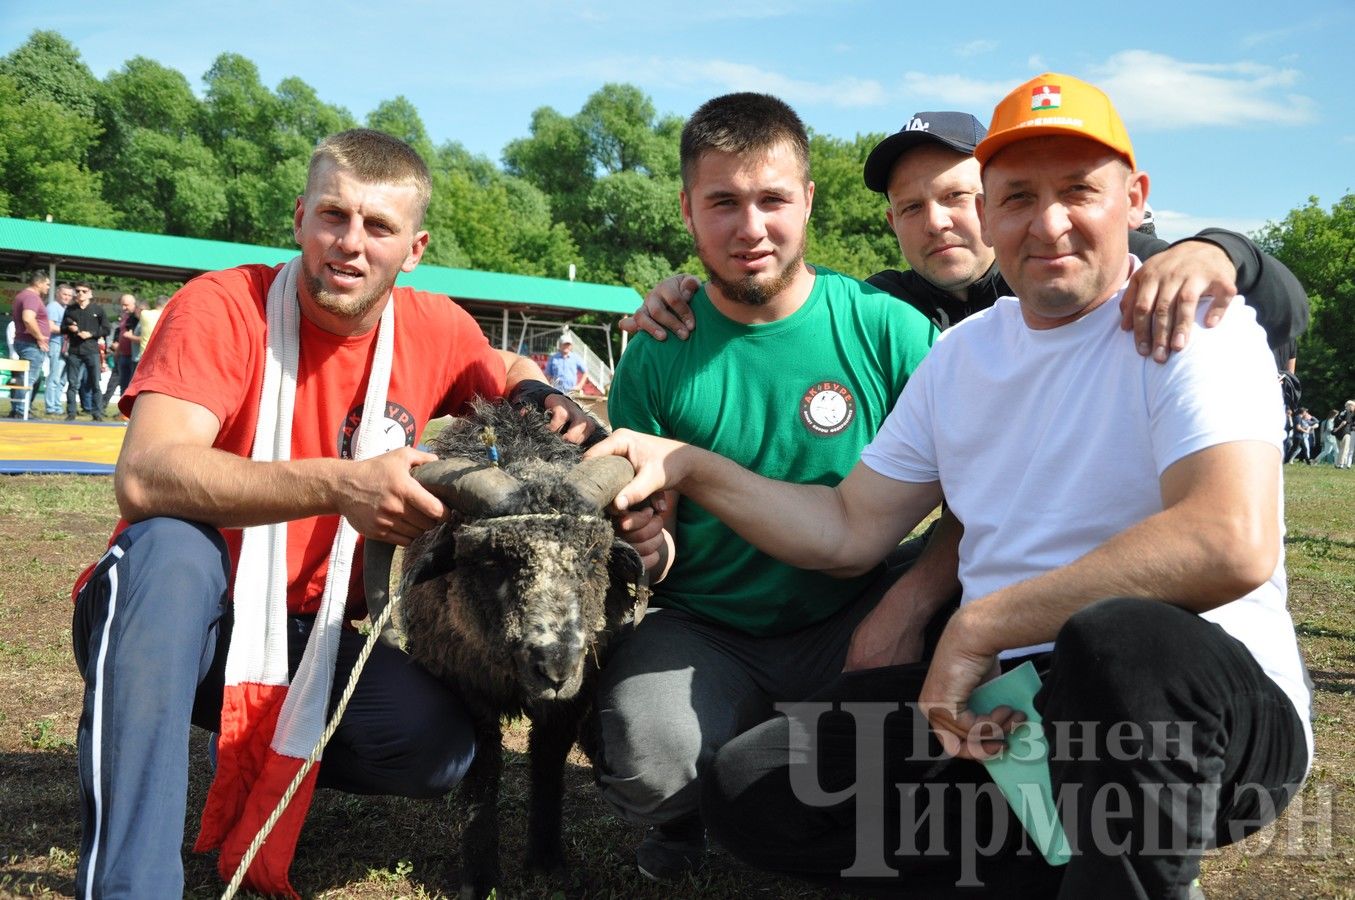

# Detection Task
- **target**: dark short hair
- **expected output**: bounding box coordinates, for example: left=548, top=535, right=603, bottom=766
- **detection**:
left=680, top=93, right=810, bottom=190
left=74, top=281, right=91, bottom=291
left=306, top=128, right=432, bottom=226
left=29, top=269, right=49, bottom=286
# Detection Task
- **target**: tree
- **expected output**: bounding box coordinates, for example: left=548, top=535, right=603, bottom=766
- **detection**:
left=805, top=132, right=897, bottom=277
left=200, top=53, right=294, bottom=244
left=504, top=106, right=597, bottom=226
left=275, top=76, right=355, bottom=157
left=1257, top=194, right=1355, bottom=412
left=0, top=74, right=117, bottom=225
left=423, top=143, right=577, bottom=277
left=0, top=34, right=115, bottom=226
left=367, top=96, right=435, bottom=163
left=95, top=57, right=226, bottom=236
left=0, top=30, right=101, bottom=119
left=504, top=84, right=688, bottom=289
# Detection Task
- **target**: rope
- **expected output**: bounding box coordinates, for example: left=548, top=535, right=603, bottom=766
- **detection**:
left=220, top=577, right=404, bottom=900
left=478, top=512, right=605, bottom=524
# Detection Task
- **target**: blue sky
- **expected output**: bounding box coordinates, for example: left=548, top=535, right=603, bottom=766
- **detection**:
left=7, top=0, right=1352, bottom=242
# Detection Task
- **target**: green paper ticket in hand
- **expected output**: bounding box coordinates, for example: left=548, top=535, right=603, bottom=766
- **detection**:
left=967, top=661, right=1072, bottom=866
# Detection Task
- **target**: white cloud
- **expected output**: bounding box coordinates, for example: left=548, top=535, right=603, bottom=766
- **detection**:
left=1238, top=13, right=1344, bottom=50
left=432, top=55, right=885, bottom=108
left=1240, top=24, right=1307, bottom=50
left=705, top=61, right=887, bottom=106
left=899, top=73, right=1011, bottom=109
left=955, top=39, right=998, bottom=57
left=1027, top=55, right=1046, bottom=70
left=1092, top=50, right=1317, bottom=129
left=1150, top=208, right=1273, bottom=243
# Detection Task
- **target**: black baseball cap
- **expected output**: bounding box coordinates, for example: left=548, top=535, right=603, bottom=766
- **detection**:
left=863, top=111, right=988, bottom=193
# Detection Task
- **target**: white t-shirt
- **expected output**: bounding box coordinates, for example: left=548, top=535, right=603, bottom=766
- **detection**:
left=861, top=264, right=1312, bottom=759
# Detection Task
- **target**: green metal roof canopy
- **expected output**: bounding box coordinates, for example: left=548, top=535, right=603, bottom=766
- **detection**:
left=0, top=216, right=638, bottom=317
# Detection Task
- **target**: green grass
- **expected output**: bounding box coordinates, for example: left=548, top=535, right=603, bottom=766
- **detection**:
left=0, top=467, right=1351, bottom=898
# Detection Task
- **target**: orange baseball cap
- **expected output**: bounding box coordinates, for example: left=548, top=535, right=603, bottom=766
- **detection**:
left=974, top=73, right=1135, bottom=170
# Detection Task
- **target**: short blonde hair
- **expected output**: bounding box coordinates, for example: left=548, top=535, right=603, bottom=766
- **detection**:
left=306, top=128, right=432, bottom=226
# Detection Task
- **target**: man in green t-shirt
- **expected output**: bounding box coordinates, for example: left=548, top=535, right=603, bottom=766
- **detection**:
left=595, top=92, right=937, bottom=881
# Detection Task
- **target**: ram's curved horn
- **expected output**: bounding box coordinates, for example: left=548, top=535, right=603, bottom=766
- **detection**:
left=563, top=455, right=637, bottom=510
left=362, top=539, right=404, bottom=650
left=413, top=457, right=521, bottom=519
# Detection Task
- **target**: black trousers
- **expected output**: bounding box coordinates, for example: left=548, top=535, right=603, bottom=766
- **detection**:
left=65, top=342, right=102, bottom=417
left=702, top=598, right=1308, bottom=899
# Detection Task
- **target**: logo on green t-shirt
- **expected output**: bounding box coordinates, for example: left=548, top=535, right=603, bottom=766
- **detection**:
left=800, top=380, right=856, bottom=436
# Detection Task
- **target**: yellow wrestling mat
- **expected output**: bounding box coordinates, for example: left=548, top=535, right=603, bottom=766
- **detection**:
left=0, top=418, right=126, bottom=474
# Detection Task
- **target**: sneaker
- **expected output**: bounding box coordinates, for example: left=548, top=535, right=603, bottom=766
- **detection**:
left=635, top=818, right=707, bottom=882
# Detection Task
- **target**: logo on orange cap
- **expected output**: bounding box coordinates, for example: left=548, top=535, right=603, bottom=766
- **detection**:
left=1032, top=85, right=1061, bottom=110
left=975, top=73, right=1135, bottom=170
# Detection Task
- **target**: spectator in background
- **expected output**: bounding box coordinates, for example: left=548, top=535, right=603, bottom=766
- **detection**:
left=1336, top=400, right=1355, bottom=469
left=1287, top=408, right=1317, bottom=464
left=102, top=292, right=141, bottom=406
left=546, top=337, right=587, bottom=392
left=8, top=269, right=50, bottom=418
left=61, top=282, right=108, bottom=421
left=45, top=283, right=73, bottom=414
left=1315, top=409, right=1340, bottom=466
left=136, top=294, right=165, bottom=354
left=1135, top=201, right=1157, bottom=237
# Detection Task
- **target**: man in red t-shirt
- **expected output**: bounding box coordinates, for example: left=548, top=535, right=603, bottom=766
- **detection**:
left=70, top=128, right=596, bottom=899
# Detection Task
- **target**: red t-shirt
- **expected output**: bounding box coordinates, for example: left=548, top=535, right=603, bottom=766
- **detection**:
left=114, top=263, right=506, bottom=615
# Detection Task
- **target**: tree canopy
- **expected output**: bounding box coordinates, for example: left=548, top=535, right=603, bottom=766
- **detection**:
left=0, top=33, right=905, bottom=299
left=1258, top=194, right=1355, bottom=413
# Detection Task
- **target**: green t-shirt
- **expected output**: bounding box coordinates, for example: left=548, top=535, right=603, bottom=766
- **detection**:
left=608, top=267, right=937, bottom=635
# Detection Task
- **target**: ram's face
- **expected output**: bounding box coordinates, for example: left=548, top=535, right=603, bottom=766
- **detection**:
left=451, top=514, right=615, bottom=702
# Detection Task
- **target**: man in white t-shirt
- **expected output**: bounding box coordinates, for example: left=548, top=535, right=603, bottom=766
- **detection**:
left=587, top=73, right=1311, bottom=897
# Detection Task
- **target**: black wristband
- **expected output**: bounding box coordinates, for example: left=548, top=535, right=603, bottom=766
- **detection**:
left=508, top=380, right=565, bottom=411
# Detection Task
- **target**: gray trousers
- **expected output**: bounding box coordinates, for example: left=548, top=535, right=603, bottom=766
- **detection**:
left=591, top=583, right=884, bottom=827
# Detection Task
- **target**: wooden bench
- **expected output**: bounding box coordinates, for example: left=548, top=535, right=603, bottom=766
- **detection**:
left=0, top=358, right=33, bottom=420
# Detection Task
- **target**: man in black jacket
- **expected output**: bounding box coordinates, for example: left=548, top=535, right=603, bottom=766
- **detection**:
left=61, top=282, right=109, bottom=421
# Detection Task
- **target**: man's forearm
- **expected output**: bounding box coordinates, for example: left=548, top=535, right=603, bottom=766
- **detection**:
left=884, top=509, right=963, bottom=623
left=669, top=452, right=933, bottom=576
left=116, top=444, right=349, bottom=528
left=498, top=350, right=548, bottom=393
left=671, top=447, right=843, bottom=567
